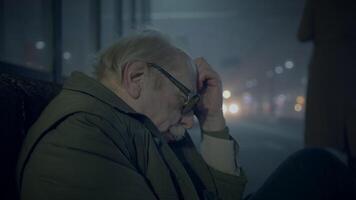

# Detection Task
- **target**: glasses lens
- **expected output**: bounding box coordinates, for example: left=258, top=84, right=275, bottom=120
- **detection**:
left=182, top=95, right=200, bottom=114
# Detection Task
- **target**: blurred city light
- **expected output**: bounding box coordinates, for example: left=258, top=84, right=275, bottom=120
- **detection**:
left=229, top=103, right=239, bottom=114
left=294, top=103, right=302, bottom=112
left=245, top=79, right=258, bottom=88
left=285, top=60, right=294, bottom=69
left=63, top=52, right=72, bottom=60
left=242, top=92, right=253, bottom=104
left=276, top=94, right=287, bottom=106
left=223, top=90, right=231, bottom=99
left=296, top=96, right=305, bottom=104
left=35, top=41, right=46, bottom=50
left=275, top=66, right=284, bottom=74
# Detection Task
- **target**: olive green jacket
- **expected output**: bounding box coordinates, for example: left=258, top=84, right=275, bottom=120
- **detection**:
left=17, top=72, right=247, bottom=200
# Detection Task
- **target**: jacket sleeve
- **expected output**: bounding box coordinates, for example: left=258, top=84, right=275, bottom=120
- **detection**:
left=208, top=166, right=247, bottom=200
left=201, top=128, right=248, bottom=200
left=20, top=113, right=158, bottom=200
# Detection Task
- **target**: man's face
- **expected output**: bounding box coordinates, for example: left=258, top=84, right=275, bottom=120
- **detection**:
left=141, top=56, right=196, bottom=141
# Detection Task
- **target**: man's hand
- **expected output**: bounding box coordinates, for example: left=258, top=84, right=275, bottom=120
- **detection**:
left=194, top=57, right=226, bottom=132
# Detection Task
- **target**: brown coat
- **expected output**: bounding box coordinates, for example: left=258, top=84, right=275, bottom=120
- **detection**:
left=298, top=0, right=356, bottom=157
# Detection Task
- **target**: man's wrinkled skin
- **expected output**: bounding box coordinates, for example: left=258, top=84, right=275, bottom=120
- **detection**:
left=194, top=57, right=226, bottom=132
left=102, top=54, right=226, bottom=142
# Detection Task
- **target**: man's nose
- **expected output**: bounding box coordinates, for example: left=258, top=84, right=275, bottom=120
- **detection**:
left=180, top=112, right=194, bottom=129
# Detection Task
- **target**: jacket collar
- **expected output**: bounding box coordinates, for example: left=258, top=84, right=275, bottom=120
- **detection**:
left=63, top=71, right=137, bottom=114
left=63, top=71, right=169, bottom=142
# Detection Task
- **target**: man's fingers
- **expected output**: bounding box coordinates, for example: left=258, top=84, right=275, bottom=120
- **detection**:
left=198, top=71, right=221, bottom=91
left=194, top=57, right=205, bottom=66
left=195, top=57, right=207, bottom=89
left=195, top=57, right=221, bottom=90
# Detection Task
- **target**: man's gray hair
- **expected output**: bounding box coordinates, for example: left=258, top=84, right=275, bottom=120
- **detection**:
left=93, top=30, right=182, bottom=82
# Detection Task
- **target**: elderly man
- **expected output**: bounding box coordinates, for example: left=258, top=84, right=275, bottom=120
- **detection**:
left=16, top=31, right=246, bottom=200
left=16, top=31, right=355, bottom=200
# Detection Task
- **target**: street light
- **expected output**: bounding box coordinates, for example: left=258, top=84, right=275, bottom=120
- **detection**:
left=275, top=66, right=284, bottom=74
left=294, top=104, right=302, bottom=112
left=223, top=90, right=231, bottom=99
left=285, top=60, right=294, bottom=69
left=296, top=96, right=305, bottom=104
left=229, top=103, right=239, bottom=114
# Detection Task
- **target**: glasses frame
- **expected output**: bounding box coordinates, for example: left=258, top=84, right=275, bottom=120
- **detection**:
left=147, top=62, right=200, bottom=114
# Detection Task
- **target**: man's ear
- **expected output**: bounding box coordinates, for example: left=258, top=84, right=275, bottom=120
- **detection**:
left=122, top=62, right=146, bottom=99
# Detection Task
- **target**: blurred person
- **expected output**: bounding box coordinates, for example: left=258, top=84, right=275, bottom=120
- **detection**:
left=298, top=0, right=356, bottom=181
left=16, top=30, right=354, bottom=200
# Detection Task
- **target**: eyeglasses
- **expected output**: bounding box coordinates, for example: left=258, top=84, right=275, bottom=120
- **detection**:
left=147, top=62, right=200, bottom=115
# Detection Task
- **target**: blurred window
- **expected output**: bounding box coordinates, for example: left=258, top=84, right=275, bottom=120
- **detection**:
left=1, top=0, right=53, bottom=72
left=0, top=0, right=143, bottom=80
